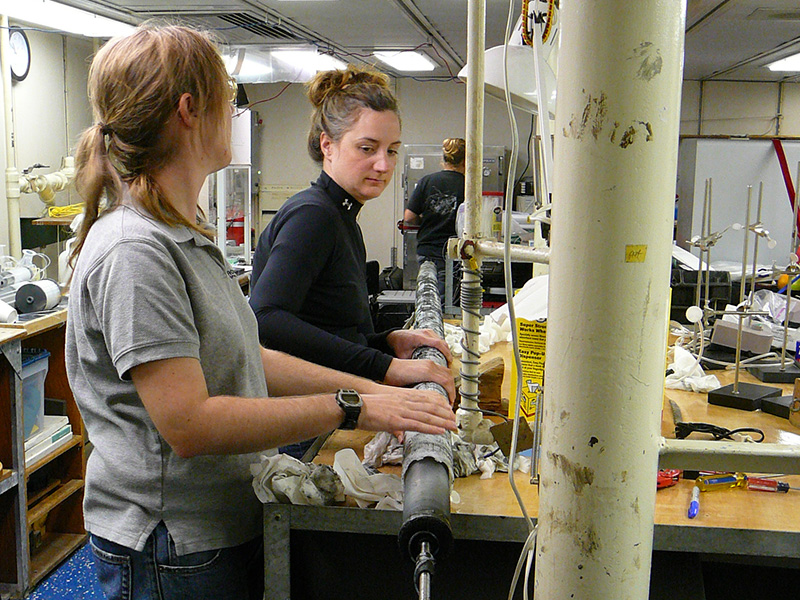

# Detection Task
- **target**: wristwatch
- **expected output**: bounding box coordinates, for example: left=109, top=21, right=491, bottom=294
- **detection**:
left=335, top=389, right=363, bottom=430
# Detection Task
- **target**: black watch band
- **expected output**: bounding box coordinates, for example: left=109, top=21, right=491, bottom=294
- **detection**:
left=335, top=389, right=363, bottom=430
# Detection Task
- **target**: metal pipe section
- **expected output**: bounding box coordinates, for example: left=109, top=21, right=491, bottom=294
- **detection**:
left=19, top=157, right=76, bottom=206
left=475, top=239, right=550, bottom=263
left=399, top=262, right=454, bottom=579
left=456, top=0, right=487, bottom=439
left=463, top=1, right=484, bottom=242
left=1, top=14, right=22, bottom=257
left=659, top=438, right=800, bottom=474
left=536, top=2, right=686, bottom=599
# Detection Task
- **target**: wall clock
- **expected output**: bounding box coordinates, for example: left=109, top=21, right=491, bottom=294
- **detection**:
left=9, top=27, right=31, bottom=82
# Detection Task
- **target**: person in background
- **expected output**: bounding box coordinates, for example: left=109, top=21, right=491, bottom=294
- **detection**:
left=403, top=138, right=466, bottom=305
left=249, top=66, right=455, bottom=457
left=66, top=24, right=455, bottom=600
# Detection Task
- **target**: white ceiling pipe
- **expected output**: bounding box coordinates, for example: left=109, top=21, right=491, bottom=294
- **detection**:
left=659, top=438, right=800, bottom=474
left=536, top=2, right=686, bottom=599
left=1, top=14, right=22, bottom=258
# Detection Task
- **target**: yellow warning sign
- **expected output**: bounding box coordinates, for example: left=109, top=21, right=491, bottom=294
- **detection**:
left=509, top=318, right=546, bottom=422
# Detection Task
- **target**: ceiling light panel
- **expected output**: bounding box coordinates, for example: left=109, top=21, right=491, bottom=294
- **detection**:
left=767, top=53, right=800, bottom=72
left=373, top=50, right=435, bottom=72
left=0, top=0, right=134, bottom=37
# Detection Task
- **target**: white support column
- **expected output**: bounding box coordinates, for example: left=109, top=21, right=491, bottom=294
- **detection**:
left=1, top=14, right=22, bottom=258
left=536, top=2, right=686, bottom=599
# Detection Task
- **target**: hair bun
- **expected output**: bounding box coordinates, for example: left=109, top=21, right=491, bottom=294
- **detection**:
left=306, top=65, right=390, bottom=107
left=442, top=137, right=466, bottom=165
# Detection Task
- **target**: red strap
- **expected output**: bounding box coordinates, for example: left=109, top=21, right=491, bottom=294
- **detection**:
left=773, top=138, right=800, bottom=239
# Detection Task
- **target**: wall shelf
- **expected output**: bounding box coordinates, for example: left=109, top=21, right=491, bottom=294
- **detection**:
left=0, top=310, right=86, bottom=598
left=0, top=470, right=18, bottom=496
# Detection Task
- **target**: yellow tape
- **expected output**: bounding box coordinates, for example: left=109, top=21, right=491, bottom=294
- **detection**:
left=625, top=245, right=647, bottom=263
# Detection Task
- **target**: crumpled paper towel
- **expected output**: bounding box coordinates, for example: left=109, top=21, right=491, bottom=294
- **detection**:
left=451, top=434, right=531, bottom=479
left=665, top=345, right=720, bottom=393
left=363, top=431, right=404, bottom=469
left=473, top=443, right=532, bottom=480
left=251, top=454, right=344, bottom=506
left=444, top=275, right=549, bottom=356
left=333, top=448, right=403, bottom=509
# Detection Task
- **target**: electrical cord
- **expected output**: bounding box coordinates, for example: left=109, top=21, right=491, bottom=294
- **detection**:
left=674, top=421, right=765, bottom=443
left=700, top=352, right=783, bottom=369
left=457, top=405, right=510, bottom=422
left=47, top=203, right=84, bottom=218
left=500, top=1, right=539, bottom=599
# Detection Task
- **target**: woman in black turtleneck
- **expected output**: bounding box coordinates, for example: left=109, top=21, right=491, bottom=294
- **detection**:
left=249, top=66, right=454, bottom=456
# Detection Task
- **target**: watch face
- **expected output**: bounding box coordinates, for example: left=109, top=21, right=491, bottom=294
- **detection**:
left=10, top=28, right=31, bottom=82
left=338, top=390, right=362, bottom=406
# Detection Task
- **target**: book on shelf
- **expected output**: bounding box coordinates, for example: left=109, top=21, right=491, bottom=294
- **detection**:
left=24, top=416, right=69, bottom=453
left=25, top=417, right=73, bottom=467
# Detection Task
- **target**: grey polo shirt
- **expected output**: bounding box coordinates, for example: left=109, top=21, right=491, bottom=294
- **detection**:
left=66, top=205, right=270, bottom=554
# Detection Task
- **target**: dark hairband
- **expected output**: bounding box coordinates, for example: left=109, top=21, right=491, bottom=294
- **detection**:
left=99, top=124, right=113, bottom=136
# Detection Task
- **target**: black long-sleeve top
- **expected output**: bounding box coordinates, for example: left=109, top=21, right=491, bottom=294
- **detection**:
left=249, top=171, right=395, bottom=381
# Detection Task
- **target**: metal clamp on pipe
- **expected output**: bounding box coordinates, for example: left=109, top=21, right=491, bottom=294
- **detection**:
left=398, top=261, right=454, bottom=600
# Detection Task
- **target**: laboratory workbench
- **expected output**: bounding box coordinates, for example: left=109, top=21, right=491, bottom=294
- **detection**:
left=263, top=343, right=800, bottom=599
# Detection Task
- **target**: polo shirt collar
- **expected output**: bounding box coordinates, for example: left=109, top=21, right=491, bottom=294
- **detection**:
left=316, top=170, right=363, bottom=219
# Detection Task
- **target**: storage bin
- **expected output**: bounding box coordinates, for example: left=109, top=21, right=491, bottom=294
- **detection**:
left=670, top=267, right=731, bottom=324
left=22, top=348, right=50, bottom=440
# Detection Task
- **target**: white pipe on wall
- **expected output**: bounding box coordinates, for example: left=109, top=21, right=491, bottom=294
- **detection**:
left=536, top=2, right=686, bottom=599
left=1, top=14, right=22, bottom=258
left=19, top=156, right=76, bottom=205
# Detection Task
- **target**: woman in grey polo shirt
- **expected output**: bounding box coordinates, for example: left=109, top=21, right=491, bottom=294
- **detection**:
left=66, top=24, right=455, bottom=600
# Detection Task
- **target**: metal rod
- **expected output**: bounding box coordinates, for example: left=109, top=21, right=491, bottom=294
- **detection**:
left=733, top=186, right=753, bottom=394
left=417, top=541, right=432, bottom=600
left=457, top=0, right=486, bottom=439
left=792, top=162, right=800, bottom=256
left=704, top=178, right=713, bottom=321
left=530, top=386, right=543, bottom=485
left=748, top=182, right=764, bottom=313
left=695, top=179, right=709, bottom=312
left=474, top=239, right=550, bottom=263
left=784, top=163, right=800, bottom=370
left=659, top=438, right=800, bottom=474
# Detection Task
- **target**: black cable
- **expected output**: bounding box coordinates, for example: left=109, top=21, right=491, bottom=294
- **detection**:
left=674, top=421, right=765, bottom=443
left=457, top=405, right=510, bottom=422
left=514, top=113, right=537, bottom=192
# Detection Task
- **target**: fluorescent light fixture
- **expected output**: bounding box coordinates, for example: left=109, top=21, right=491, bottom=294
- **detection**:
left=0, top=0, right=134, bottom=38
left=374, top=50, right=435, bottom=72
left=767, top=53, right=800, bottom=72
left=224, top=46, right=346, bottom=84
left=272, top=50, right=346, bottom=72
left=458, top=45, right=557, bottom=117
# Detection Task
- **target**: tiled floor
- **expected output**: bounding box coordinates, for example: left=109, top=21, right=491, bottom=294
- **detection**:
left=27, top=543, right=105, bottom=600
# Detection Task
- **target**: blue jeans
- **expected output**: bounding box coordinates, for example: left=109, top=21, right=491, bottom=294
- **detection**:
left=279, top=438, right=315, bottom=460
left=89, top=522, right=263, bottom=600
